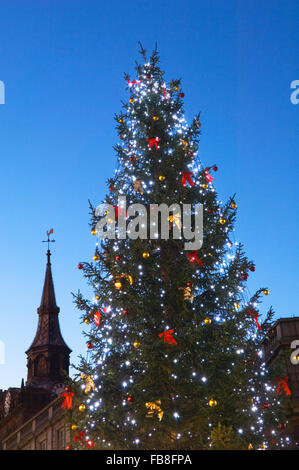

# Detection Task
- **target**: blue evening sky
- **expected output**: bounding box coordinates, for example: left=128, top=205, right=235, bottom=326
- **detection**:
left=0, top=0, right=298, bottom=389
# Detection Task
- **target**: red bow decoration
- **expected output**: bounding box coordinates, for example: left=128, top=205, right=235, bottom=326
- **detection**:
left=94, top=311, right=102, bottom=327
left=248, top=310, right=261, bottom=331
left=163, top=87, right=170, bottom=100
left=61, top=390, right=74, bottom=410
left=181, top=171, right=194, bottom=187
left=186, top=250, right=204, bottom=266
left=205, top=170, right=214, bottom=183
left=159, top=329, right=177, bottom=346
left=147, top=137, right=160, bottom=150
left=74, top=430, right=85, bottom=443
left=127, top=79, right=142, bottom=86
left=275, top=377, right=291, bottom=396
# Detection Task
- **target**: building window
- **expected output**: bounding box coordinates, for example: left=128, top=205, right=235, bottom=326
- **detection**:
left=40, top=439, right=47, bottom=450
left=56, top=427, right=65, bottom=450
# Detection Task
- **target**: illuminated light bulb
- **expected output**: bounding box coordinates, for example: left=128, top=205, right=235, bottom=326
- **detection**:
left=209, top=398, right=217, bottom=407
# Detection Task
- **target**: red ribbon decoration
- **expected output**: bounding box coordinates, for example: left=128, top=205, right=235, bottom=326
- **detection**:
left=186, top=250, right=204, bottom=266
left=159, top=329, right=177, bottom=346
left=248, top=310, right=261, bottom=331
left=127, top=79, right=142, bottom=86
left=112, top=205, right=128, bottom=218
left=61, top=390, right=74, bottom=410
left=205, top=170, right=214, bottom=183
left=147, top=137, right=160, bottom=150
left=181, top=171, right=194, bottom=187
left=275, top=377, right=291, bottom=396
left=74, top=430, right=85, bottom=443
left=94, top=311, right=102, bottom=327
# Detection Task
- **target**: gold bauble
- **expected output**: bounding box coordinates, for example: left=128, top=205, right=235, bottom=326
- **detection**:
left=153, top=116, right=159, bottom=121
left=142, top=252, right=150, bottom=258
left=234, top=302, right=240, bottom=310
left=91, top=229, right=96, bottom=236
left=201, top=184, right=208, bottom=189
left=129, top=98, right=134, bottom=104
left=95, top=295, right=100, bottom=300
left=119, top=118, right=123, bottom=123
left=93, top=255, right=99, bottom=261
left=219, top=218, right=226, bottom=225
left=133, top=341, right=141, bottom=349
left=84, top=317, right=91, bottom=324
left=114, top=280, right=122, bottom=289
left=209, top=398, right=217, bottom=407
left=264, top=289, right=270, bottom=296
left=204, top=317, right=212, bottom=325
left=78, top=404, right=86, bottom=412
left=174, top=86, right=179, bottom=91
left=159, top=175, right=166, bottom=181
left=231, top=202, right=237, bottom=209
left=71, top=425, right=78, bottom=431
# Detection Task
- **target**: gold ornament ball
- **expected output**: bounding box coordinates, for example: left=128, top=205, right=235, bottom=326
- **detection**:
left=133, top=341, right=141, bottom=349
left=71, top=425, right=78, bottom=431
left=159, top=175, right=166, bottom=181
left=219, top=218, right=226, bottom=225
left=78, top=404, right=86, bottom=412
left=153, top=116, right=159, bottom=121
left=114, top=280, right=122, bottom=290
left=204, top=317, right=212, bottom=325
left=95, top=295, right=100, bottom=300
left=201, top=183, right=208, bottom=189
left=209, top=398, right=217, bottom=407
left=84, top=317, right=91, bottom=324
left=93, top=255, right=99, bottom=261
left=91, top=229, right=96, bottom=236
left=142, top=252, right=150, bottom=259
left=119, top=118, right=123, bottom=123
left=234, top=302, right=240, bottom=310
left=129, top=98, right=134, bottom=104
left=174, top=86, right=179, bottom=91
left=231, top=202, right=237, bottom=209
left=264, top=289, right=270, bottom=296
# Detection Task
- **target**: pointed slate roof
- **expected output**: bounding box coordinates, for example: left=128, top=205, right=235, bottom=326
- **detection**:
left=26, top=250, right=71, bottom=352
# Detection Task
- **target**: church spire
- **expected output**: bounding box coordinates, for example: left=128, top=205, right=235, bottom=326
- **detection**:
left=25, top=233, right=71, bottom=391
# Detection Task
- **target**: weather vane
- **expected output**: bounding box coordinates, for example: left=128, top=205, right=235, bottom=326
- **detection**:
left=42, top=228, right=55, bottom=251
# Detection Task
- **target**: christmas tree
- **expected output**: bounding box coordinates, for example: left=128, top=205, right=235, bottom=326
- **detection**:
left=68, top=46, right=291, bottom=450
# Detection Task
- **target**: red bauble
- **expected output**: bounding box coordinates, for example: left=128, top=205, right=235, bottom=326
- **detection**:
left=129, top=156, right=134, bottom=162
left=77, top=263, right=83, bottom=270
left=279, top=423, right=286, bottom=429
left=263, top=403, right=270, bottom=408
left=179, top=92, right=185, bottom=98
left=250, top=265, right=256, bottom=272
left=213, top=165, right=218, bottom=171
left=188, top=152, right=194, bottom=157
left=146, top=75, right=151, bottom=79
left=87, top=342, right=94, bottom=349
left=87, top=440, right=95, bottom=448
left=208, top=209, right=214, bottom=214
left=123, top=309, right=129, bottom=315
left=242, top=273, right=248, bottom=280
left=186, top=282, right=193, bottom=287
left=109, top=186, right=114, bottom=192
left=64, top=386, right=70, bottom=393
left=115, top=255, right=122, bottom=261
left=127, top=395, right=134, bottom=403
left=65, top=445, right=73, bottom=450
left=120, top=135, right=124, bottom=140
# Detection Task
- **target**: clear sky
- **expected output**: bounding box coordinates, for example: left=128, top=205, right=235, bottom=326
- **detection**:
left=0, top=0, right=298, bottom=390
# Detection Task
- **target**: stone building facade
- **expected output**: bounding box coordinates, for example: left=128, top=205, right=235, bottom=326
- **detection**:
left=0, top=248, right=71, bottom=450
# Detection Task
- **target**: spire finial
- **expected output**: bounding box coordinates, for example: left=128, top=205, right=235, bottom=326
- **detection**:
left=42, top=228, right=55, bottom=263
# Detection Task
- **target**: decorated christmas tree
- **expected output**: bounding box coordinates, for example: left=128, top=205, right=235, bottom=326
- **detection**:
left=67, top=46, right=291, bottom=450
